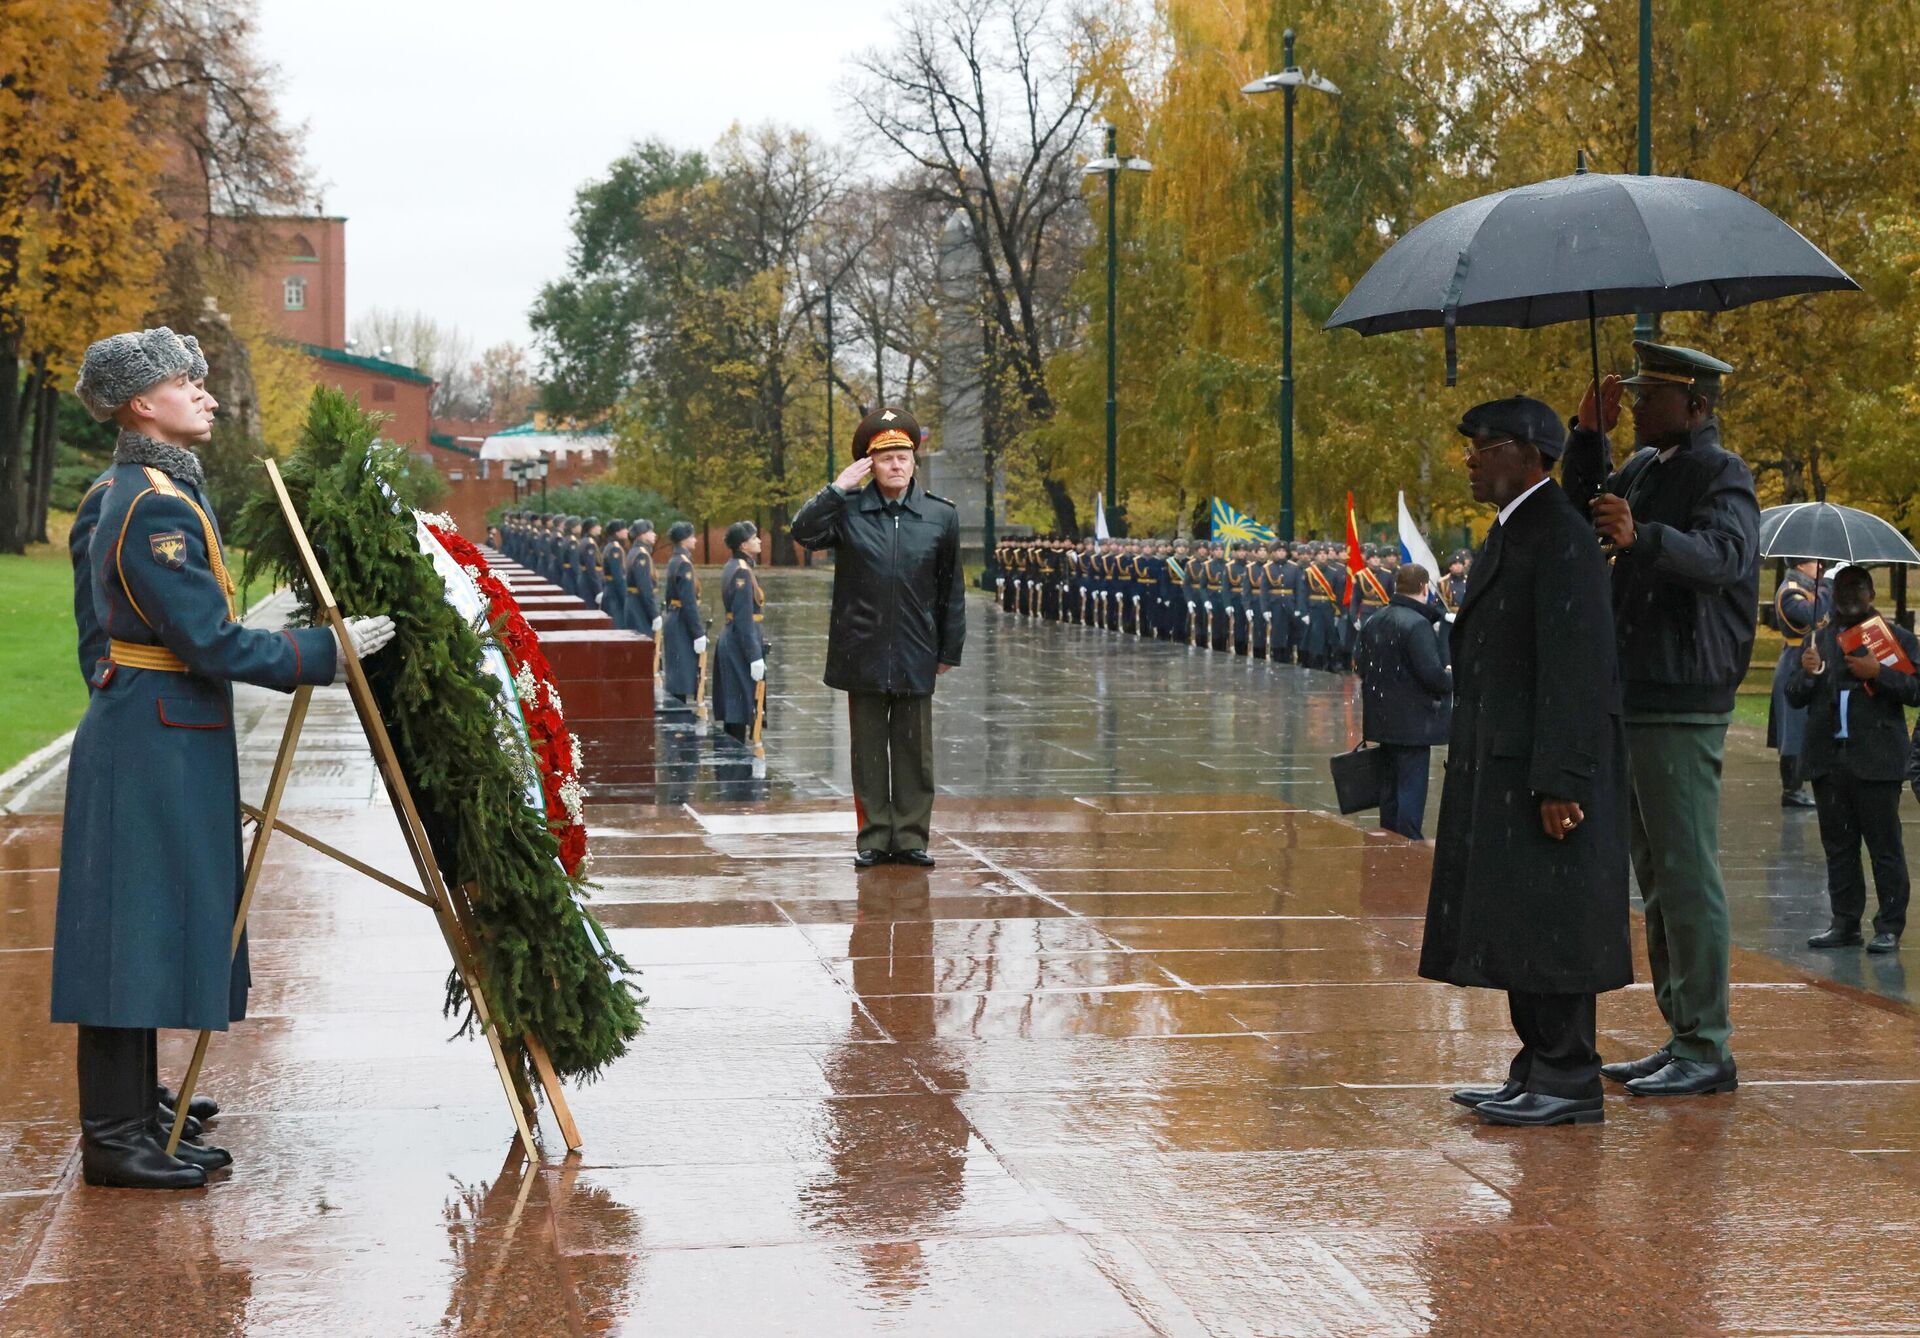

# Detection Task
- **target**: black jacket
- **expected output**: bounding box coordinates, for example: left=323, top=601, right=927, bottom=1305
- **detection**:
left=1357, top=594, right=1453, bottom=747
left=1787, top=614, right=1920, bottom=783
left=790, top=478, right=965, bottom=696
left=1561, top=418, right=1760, bottom=713
left=1420, top=479, right=1632, bottom=995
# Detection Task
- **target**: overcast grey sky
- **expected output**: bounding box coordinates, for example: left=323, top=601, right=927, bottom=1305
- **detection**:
left=254, top=0, right=901, bottom=355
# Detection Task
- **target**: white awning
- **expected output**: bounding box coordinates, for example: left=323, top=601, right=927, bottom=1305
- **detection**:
left=478, top=432, right=613, bottom=462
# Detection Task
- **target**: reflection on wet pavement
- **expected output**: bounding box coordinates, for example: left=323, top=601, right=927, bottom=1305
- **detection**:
left=4, top=570, right=1920, bottom=1333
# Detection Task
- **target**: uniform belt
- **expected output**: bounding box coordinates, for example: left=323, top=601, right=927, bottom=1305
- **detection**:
left=669, top=599, right=684, bottom=608
left=109, top=639, right=187, bottom=672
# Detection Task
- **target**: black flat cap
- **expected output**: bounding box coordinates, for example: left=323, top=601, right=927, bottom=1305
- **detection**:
left=1457, top=395, right=1567, bottom=461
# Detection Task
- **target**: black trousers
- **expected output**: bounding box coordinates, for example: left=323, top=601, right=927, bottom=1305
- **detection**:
left=1505, top=991, right=1601, bottom=1099
left=77, top=1024, right=154, bottom=1124
left=1813, top=771, right=1909, bottom=936
left=1376, top=744, right=1431, bottom=841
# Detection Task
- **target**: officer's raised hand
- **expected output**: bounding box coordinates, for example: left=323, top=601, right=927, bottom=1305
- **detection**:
left=1574, top=373, right=1624, bottom=433
left=834, top=457, right=873, bottom=493
left=333, top=614, right=396, bottom=681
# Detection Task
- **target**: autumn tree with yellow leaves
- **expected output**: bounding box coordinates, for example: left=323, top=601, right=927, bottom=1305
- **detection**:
left=0, top=0, right=176, bottom=552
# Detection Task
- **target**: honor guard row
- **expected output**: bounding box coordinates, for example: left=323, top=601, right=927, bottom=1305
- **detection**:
left=992, top=535, right=1472, bottom=672
left=497, top=510, right=667, bottom=639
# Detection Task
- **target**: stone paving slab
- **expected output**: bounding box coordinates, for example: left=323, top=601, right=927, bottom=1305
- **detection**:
left=5, top=571, right=1920, bottom=1333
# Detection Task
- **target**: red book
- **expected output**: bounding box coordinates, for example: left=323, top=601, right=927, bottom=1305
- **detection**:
left=1837, top=615, right=1913, bottom=695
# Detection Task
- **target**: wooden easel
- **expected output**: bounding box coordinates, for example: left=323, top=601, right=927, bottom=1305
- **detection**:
left=751, top=679, right=767, bottom=759
left=165, top=459, right=582, bottom=1162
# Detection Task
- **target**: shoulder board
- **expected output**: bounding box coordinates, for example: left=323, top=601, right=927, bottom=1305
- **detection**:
left=922, top=491, right=957, bottom=508
left=141, top=466, right=181, bottom=497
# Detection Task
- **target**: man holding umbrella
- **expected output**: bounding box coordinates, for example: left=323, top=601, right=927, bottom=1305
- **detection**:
left=1562, top=341, right=1760, bottom=1100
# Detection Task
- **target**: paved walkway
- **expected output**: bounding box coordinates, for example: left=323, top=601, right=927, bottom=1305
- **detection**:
left=3, top=570, right=1920, bottom=1334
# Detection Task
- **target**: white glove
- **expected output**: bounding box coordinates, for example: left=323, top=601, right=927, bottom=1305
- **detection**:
left=694, top=635, right=709, bottom=655
left=652, top=616, right=663, bottom=635
left=1300, top=614, right=1310, bottom=623
left=1204, top=602, right=1213, bottom=612
left=1264, top=613, right=1273, bottom=623
left=1187, top=602, right=1195, bottom=612
left=334, top=615, right=396, bottom=679
left=750, top=658, right=766, bottom=682
left=595, top=591, right=606, bottom=609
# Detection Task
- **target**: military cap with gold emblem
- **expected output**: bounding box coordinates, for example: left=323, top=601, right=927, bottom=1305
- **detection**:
left=851, top=405, right=924, bottom=460
left=1620, top=340, right=1734, bottom=391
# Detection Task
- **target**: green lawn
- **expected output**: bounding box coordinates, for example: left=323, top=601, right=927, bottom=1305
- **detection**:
left=0, top=544, right=279, bottom=775
left=0, top=552, right=90, bottom=774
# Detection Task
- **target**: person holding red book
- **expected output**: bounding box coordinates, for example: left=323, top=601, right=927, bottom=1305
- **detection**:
left=1786, top=565, right=1919, bottom=954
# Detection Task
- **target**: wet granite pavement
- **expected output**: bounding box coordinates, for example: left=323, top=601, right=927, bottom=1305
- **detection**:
left=3, top=569, right=1920, bottom=1334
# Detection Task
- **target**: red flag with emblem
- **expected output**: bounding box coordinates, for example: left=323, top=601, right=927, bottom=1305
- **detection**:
left=1344, top=493, right=1365, bottom=608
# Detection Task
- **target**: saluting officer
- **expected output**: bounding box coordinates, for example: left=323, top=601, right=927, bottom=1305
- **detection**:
left=1563, top=341, right=1758, bottom=1099
left=713, top=521, right=768, bottom=742
left=661, top=521, right=706, bottom=707
left=1770, top=557, right=1829, bottom=809
left=59, top=328, right=393, bottom=1187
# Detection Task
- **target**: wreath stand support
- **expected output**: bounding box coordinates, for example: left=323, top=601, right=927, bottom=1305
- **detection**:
left=164, top=459, right=583, bottom=1162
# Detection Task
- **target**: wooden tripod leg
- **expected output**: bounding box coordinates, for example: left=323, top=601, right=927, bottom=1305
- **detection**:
left=445, top=884, right=541, bottom=1129
left=694, top=645, right=709, bottom=722
left=167, top=684, right=312, bottom=1156
left=751, top=678, right=766, bottom=758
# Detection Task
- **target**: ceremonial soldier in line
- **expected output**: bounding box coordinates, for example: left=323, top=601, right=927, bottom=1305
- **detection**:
left=1219, top=545, right=1243, bottom=653
left=1151, top=542, right=1174, bottom=639
left=713, top=521, right=769, bottom=743
left=661, top=520, right=706, bottom=708
left=600, top=519, right=628, bottom=627
left=1210, top=545, right=1234, bottom=651
left=1189, top=544, right=1211, bottom=647
left=1006, top=541, right=1023, bottom=614
left=623, top=519, right=661, bottom=637
left=1770, top=556, right=1828, bottom=808
left=1120, top=541, right=1140, bottom=635
left=1254, top=545, right=1280, bottom=659
left=1300, top=544, right=1347, bottom=670
left=1060, top=541, right=1079, bottom=624
left=1089, top=543, right=1108, bottom=629
left=1441, top=550, right=1470, bottom=612
left=578, top=518, right=606, bottom=608
left=557, top=515, right=579, bottom=594
left=1176, top=541, right=1198, bottom=644
left=1238, top=546, right=1263, bottom=655
left=1269, top=543, right=1299, bottom=664
left=536, top=515, right=556, bottom=582
left=1047, top=539, right=1069, bottom=622
left=60, top=327, right=394, bottom=1187
left=1352, top=545, right=1393, bottom=641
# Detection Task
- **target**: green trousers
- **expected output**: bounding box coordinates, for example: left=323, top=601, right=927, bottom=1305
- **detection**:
left=1624, top=715, right=1734, bottom=1063
left=849, top=691, right=935, bottom=854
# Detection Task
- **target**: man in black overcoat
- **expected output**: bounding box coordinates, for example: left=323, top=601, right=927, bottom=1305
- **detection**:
left=1421, top=396, right=1632, bottom=1128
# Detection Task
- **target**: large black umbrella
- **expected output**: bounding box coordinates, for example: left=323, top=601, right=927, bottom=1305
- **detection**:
left=1759, top=502, right=1920, bottom=566
left=1326, top=161, right=1859, bottom=386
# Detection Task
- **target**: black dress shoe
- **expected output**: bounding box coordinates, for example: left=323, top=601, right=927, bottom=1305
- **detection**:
left=158, top=1084, right=219, bottom=1122
left=1600, top=1049, right=1670, bottom=1084
left=1868, top=931, right=1901, bottom=954
left=81, top=1118, right=206, bottom=1189
left=147, top=1116, right=231, bottom=1172
left=1474, top=1093, right=1603, bottom=1127
left=1780, top=789, right=1817, bottom=809
left=1450, top=1079, right=1524, bottom=1109
left=895, top=849, right=936, bottom=868
left=853, top=849, right=888, bottom=869
left=1808, top=925, right=1864, bottom=949
left=1625, top=1056, right=1738, bottom=1098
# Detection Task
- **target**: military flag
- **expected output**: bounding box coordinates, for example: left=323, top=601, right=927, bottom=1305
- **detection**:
left=1344, top=492, right=1366, bottom=607
left=1210, top=498, right=1276, bottom=545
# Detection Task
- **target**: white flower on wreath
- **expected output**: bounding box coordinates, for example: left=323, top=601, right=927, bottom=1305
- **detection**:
left=559, top=777, right=586, bottom=827
left=513, top=663, right=538, bottom=703
left=545, top=681, right=564, bottom=714
left=571, top=736, right=584, bottom=772
left=417, top=510, right=456, bottom=531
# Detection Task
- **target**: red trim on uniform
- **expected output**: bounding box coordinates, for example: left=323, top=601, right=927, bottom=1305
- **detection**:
left=157, top=700, right=230, bottom=729
left=281, top=628, right=302, bottom=678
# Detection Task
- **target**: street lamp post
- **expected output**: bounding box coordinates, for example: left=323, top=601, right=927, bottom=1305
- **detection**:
left=798, top=255, right=838, bottom=485
left=1635, top=0, right=1656, bottom=345
left=1243, top=30, right=1339, bottom=542
left=1083, top=125, right=1151, bottom=538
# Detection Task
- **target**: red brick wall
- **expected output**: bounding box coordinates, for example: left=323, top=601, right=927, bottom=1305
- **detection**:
left=313, top=357, right=432, bottom=448
left=224, top=217, right=347, bottom=348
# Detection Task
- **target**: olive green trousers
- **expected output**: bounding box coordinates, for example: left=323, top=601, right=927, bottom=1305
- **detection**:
left=849, top=692, right=935, bottom=854
left=1625, top=715, right=1734, bottom=1063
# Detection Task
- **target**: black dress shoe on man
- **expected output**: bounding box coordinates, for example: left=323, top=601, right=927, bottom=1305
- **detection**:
left=1808, top=924, right=1864, bottom=949
left=1600, top=1049, right=1670, bottom=1084
left=81, top=1118, right=206, bottom=1190
left=1780, top=789, right=1817, bottom=809
left=853, top=849, right=888, bottom=869
left=146, top=1114, right=231, bottom=1172
left=1868, top=931, right=1901, bottom=954
left=895, top=850, right=936, bottom=868
left=1449, top=1079, right=1524, bottom=1110
left=1474, top=1093, right=1603, bottom=1127
left=1625, top=1056, right=1738, bottom=1097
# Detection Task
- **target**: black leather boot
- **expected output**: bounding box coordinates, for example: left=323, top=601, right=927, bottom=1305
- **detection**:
left=78, top=1026, right=204, bottom=1190
left=156, top=1083, right=220, bottom=1123
left=147, top=1033, right=225, bottom=1168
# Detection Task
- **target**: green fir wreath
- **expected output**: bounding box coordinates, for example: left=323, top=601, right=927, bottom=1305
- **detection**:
left=237, top=388, right=642, bottom=1080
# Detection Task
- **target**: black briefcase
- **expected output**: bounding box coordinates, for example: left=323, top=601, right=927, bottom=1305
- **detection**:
left=1329, top=743, right=1386, bottom=815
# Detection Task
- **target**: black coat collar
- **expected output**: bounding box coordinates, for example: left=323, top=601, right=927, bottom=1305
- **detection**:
left=859, top=479, right=922, bottom=516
